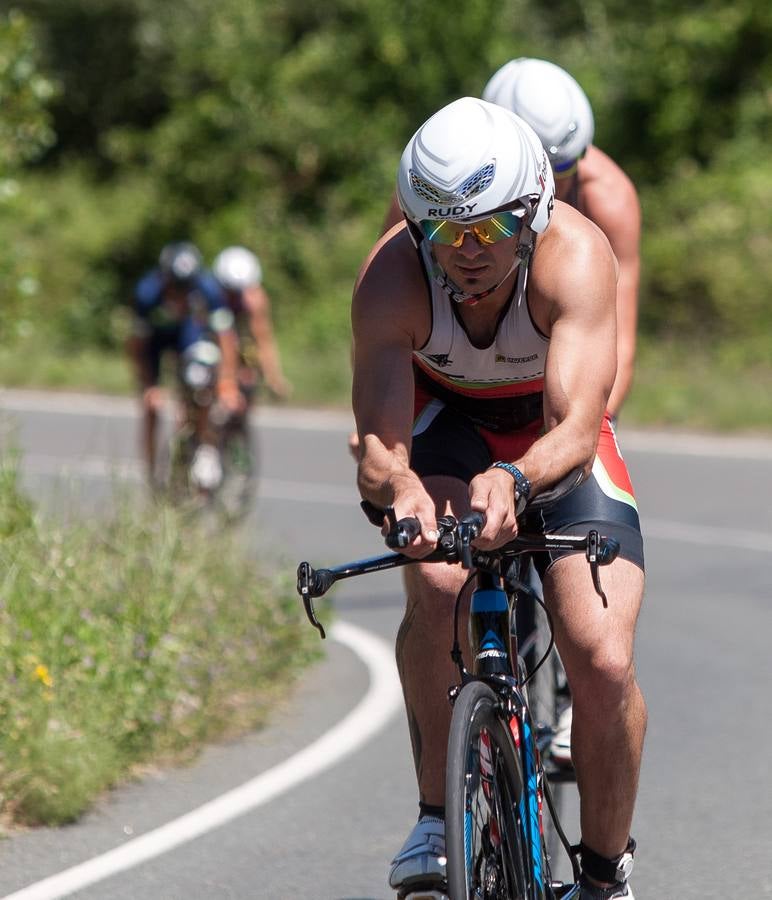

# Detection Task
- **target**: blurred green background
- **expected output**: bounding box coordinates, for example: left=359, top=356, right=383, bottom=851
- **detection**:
left=1, top=0, right=771, bottom=429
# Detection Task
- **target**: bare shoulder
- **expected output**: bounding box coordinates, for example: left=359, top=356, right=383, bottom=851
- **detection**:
left=530, top=201, right=617, bottom=324
left=352, top=224, right=430, bottom=347
left=579, top=147, right=641, bottom=245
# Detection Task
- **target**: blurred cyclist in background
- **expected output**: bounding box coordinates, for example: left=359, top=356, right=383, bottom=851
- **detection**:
left=128, top=241, right=242, bottom=490
left=210, top=245, right=291, bottom=511
left=212, top=245, right=291, bottom=405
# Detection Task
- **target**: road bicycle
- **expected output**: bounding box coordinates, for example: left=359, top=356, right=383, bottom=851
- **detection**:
left=296, top=489, right=619, bottom=900
left=160, top=339, right=256, bottom=521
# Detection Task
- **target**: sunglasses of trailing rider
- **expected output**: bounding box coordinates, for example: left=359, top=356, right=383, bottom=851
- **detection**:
left=419, top=209, right=525, bottom=248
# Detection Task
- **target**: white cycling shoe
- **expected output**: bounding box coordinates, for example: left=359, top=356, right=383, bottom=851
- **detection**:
left=189, top=444, right=223, bottom=491
left=551, top=704, right=573, bottom=767
left=388, top=816, right=447, bottom=894
left=578, top=875, right=635, bottom=898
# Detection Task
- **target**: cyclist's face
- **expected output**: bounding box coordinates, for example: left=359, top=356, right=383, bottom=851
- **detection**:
left=432, top=230, right=519, bottom=294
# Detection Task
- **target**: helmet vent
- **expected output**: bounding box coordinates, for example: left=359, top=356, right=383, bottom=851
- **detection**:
left=548, top=121, right=578, bottom=157
left=410, top=161, right=496, bottom=205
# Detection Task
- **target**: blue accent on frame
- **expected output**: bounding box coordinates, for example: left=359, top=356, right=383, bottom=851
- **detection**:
left=522, top=718, right=544, bottom=888
left=470, top=588, right=508, bottom=613
left=480, top=629, right=505, bottom=651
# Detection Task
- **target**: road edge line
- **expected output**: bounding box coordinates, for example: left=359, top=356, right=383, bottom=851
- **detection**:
left=1, top=621, right=401, bottom=900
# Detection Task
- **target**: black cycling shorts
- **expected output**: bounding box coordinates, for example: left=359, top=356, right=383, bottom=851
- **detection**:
left=410, top=399, right=644, bottom=573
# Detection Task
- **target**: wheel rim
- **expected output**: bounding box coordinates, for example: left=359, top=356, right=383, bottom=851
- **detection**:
left=462, top=725, right=529, bottom=899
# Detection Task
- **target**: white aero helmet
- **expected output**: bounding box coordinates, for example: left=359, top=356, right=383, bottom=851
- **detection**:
left=212, top=246, right=263, bottom=291
left=482, top=58, right=594, bottom=172
left=397, top=97, right=554, bottom=302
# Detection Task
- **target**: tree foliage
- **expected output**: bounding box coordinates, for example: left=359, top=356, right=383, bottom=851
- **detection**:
left=2, top=0, right=772, bottom=370
left=0, top=10, right=54, bottom=170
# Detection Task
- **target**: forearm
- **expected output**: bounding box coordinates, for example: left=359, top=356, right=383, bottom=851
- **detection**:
left=356, top=433, right=418, bottom=508
left=253, top=337, right=284, bottom=382
left=126, top=336, right=153, bottom=390
left=216, top=330, right=239, bottom=383
left=607, top=342, right=635, bottom=418
left=608, top=252, right=640, bottom=418
left=516, top=410, right=602, bottom=494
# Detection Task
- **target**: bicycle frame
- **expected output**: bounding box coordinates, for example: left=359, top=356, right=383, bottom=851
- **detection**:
left=458, top=564, right=552, bottom=895
left=297, top=513, right=618, bottom=897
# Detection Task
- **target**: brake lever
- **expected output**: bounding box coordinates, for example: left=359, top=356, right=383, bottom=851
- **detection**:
left=297, top=562, right=327, bottom=639
left=458, top=520, right=475, bottom=570
left=587, top=530, right=608, bottom=608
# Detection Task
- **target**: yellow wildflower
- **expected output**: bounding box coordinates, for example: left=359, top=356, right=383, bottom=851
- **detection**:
left=34, top=663, right=54, bottom=688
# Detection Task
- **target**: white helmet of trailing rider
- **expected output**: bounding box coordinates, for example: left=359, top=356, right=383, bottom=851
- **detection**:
left=397, top=97, right=554, bottom=303
left=212, top=246, right=263, bottom=291
left=482, top=58, right=594, bottom=172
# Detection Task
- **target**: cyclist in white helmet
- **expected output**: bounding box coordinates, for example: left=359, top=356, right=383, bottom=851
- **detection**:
left=483, top=58, right=641, bottom=421
left=353, top=98, right=645, bottom=900
left=380, top=59, right=640, bottom=422
left=482, top=57, right=641, bottom=773
left=212, top=245, right=291, bottom=403
left=210, top=246, right=291, bottom=511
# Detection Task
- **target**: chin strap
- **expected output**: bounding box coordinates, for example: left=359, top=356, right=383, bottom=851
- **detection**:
left=419, top=230, right=536, bottom=306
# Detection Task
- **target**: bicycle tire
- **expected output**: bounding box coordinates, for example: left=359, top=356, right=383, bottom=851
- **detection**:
left=217, top=424, right=256, bottom=521
left=446, top=681, right=539, bottom=900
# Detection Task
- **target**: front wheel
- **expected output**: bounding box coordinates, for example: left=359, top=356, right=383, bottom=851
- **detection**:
left=446, top=681, right=542, bottom=900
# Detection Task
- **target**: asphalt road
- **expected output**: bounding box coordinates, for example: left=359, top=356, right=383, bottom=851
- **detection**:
left=0, top=389, right=770, bottom=900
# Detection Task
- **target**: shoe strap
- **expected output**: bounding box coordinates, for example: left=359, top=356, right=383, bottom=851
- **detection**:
left=574, top=837, right=635, bottom=885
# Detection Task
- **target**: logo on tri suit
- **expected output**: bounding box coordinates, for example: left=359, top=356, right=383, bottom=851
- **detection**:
left=495, top=353, right=538, bottom=365
left=426, top=353, right=453, bottom=368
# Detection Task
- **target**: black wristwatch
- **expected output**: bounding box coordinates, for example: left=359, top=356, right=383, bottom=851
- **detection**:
left=490, top=461, right=531, bottom=514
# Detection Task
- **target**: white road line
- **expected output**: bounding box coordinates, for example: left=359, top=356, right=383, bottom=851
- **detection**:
left=0, top=621, right=402, bottom=900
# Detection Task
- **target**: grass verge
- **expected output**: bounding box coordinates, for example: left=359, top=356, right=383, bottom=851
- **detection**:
left=623, top=341, right=772, bottom=432
left=0, top=459, right=324, bottom=827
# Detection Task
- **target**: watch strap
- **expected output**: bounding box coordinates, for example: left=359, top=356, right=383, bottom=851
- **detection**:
left=490, top=461, right=531, bottom=514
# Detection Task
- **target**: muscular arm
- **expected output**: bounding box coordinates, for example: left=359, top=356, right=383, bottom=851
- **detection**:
left=127, top=332, right=154, bottom=390
left=243, top=285, right=290, bottom=398
left=583, top=163, right=641, bottom=418
left=521, top=220, right=618, bottom=488
left=215, top=327, right=240, bottom=385
left=352, top=233, right=438, bottom=549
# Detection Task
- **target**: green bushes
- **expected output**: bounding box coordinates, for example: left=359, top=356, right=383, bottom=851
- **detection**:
left=0, top=464, right=320, bottom=825
left=2, top=0, right=772, bottom=421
